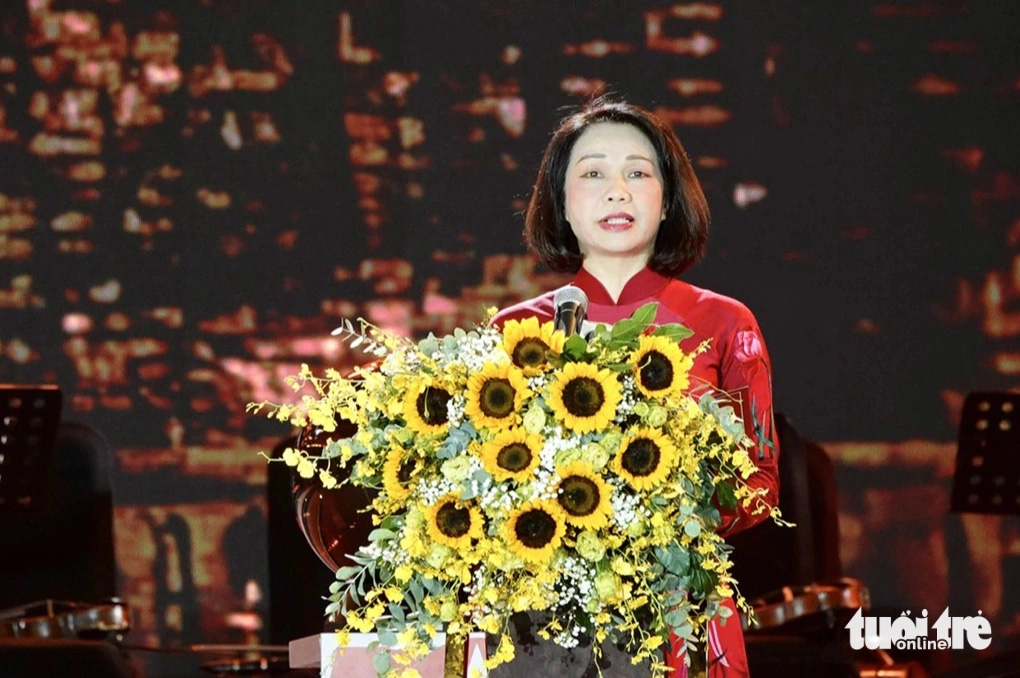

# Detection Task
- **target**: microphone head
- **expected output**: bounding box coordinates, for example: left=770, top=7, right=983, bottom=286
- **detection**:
left=554, top=285, right=589, bottom=312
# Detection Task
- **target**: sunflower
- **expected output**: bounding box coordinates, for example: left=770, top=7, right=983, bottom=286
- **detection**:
left=547, top=362, right=622, bottom=434
left=479, top=428, right=542, bottom=482
left=630, top=335, right=692, bottom=399
left=403, top=382, right=452, bottom=435
left=555, top=461, right=613, bottom=529
left=502, top=317, right=566, bottom=375
left=382, top=446, right=418, bottom=500
left=503, top=501, right=566, bottom=565
left=465, top=362, right=531, bottom=430
left=612, top=427, right=678, bottom=490
left=426, top=494, right=484, bottom=550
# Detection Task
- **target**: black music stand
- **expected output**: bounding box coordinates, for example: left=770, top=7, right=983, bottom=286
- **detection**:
left=952, top=392, right=1020, bottom=515
left=0, top=385, right=62, bottom=513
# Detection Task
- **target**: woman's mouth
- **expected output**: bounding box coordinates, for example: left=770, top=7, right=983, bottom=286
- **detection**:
left=599, top=214, right=635, bottom=232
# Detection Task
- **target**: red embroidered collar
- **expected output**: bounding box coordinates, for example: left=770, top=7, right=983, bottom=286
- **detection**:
left=572, top=265, right=672, bottom=305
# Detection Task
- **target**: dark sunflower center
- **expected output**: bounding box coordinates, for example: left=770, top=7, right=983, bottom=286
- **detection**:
left=479, top=378, right=516, bottom=418
left=621, top=438, right=662, bottom=477
left=559, top=475, right=600, bottom=516
left=514, top=508, right=557, bottom=548
left=512, top=338, right=549, bottom=368
left=497, top=443, right=532, bottom=472
left=417, top=387, right=451, bottom=426
left=397, top=458, right=416, bottom=483
left=639, top=351, right=674, bottom=391
left=436, top=502, right=471, bottom=538
left=561, top=377, right=605, bottom=417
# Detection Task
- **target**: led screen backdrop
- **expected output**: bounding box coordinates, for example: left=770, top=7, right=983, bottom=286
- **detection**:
left=0, top=0, right=1017, bottom=666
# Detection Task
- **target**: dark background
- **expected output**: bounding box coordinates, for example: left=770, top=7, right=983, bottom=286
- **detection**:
left=0, top=0, right=1017, bottom=667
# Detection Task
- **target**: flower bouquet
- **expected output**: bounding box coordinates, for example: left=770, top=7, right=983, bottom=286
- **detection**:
left=251, top=303, right=780, bottom=677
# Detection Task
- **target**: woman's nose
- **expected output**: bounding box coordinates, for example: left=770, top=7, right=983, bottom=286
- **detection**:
left=605, top=179, right=631, bottom=202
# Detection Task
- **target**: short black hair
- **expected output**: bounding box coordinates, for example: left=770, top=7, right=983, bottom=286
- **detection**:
left=524, top=96, right=710, bottom=277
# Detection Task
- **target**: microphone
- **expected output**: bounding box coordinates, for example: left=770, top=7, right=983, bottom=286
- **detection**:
left=553, top=286, right=589, bottom=337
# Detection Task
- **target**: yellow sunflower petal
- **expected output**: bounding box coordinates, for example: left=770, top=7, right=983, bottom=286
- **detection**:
left=382, top=446, right=417, bottom=500
left=465, top=362, right=532, bottom=431
left=547, top=362, right=622, bottom=434
left=555, top=461, right=613, bottom=529
left=479, top=428, right=542, bottom=482
left=503, top=318, right=566, bottom=376
left=612, top=427, right=678, bottom=490
left=426, top=494, right=484, bottom=550
left=403, top=381, right=453, bottom=435
left=630, top=335, right=693, bottom=399
left=503, top=500, right=566, bottom=565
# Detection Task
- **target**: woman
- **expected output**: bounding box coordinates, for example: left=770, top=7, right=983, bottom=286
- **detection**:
left=490, top=98, right=780, bottom=677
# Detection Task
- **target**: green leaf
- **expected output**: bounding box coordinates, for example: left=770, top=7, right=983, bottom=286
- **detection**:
left=610, top=319, right=640, bottom=340
left=651, top=323, right=694, bottom=341
left=335, top=566, right=360, bottom=581
left=388, top=604, right=405, bottom=624
left=369, top=528, right=396, bottom=542
left=372, top=650, right=391, bottom=674
left=691, top=568, right=718, bottom=596
left=563, top=334, right=588, bottom=359
left=604, top=362, right=634, bottom=372
left=629, top=302, right=659, bottom=327
left=684, top=521, right=701, bottom=539
left=665, top=610, right=685, bottom=628
left=715, top=481, right=737, bottom=510
left=409, top=579, right=424, bottom=605
left=378, top=628, right=398, bottom=647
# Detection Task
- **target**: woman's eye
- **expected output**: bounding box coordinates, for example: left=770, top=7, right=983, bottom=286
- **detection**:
left=583, top=170, right=601, bottom=178
left=630, top=170, right=648, bottom=178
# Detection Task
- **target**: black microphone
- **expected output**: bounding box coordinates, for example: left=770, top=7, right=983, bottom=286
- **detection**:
left=553, top=286, right=589, bottom=337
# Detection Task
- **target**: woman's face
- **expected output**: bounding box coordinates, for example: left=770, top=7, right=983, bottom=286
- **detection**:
left=563, top=122, right=665, bottom=266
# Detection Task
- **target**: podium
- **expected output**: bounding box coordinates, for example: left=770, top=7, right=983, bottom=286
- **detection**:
left=289, top=632, right=488, bottom=678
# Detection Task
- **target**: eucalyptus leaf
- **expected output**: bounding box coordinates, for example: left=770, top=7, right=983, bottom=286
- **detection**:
left=378, top=628, right=398, bottom=647
left=410, top=579, right=424, bottom=604
left=369, top=528, right=396, bottom=542
left=336, top=566, right=360, bottom=580
left=372, top=651, right=391, bottom=674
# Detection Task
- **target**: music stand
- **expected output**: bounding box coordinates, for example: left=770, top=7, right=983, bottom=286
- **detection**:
left=0, top=385, right=62, bottom=513
left=951, top=391, right=1020, bottom=515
